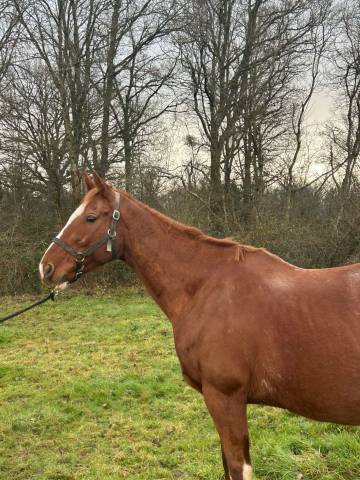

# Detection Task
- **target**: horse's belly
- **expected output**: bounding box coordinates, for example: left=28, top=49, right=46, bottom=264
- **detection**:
left=285, top=398, right=360, bottom=425
left=253, top=308, right=360, bottom=425
left=294, top=361, right=360, bottom=425
left=251, top=369, right=360, bottom=426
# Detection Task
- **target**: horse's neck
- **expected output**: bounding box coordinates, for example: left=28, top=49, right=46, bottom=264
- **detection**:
left=121, top=194, right=225, bottom=320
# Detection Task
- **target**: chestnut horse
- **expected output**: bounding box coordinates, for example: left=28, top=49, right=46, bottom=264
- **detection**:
left=40, top=173, right=360, bottom=480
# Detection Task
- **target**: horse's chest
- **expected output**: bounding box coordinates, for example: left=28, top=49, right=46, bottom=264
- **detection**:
left=173, top=329, right=203, bottom=390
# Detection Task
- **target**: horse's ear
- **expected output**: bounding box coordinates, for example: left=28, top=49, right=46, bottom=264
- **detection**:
left=92, top=170, right=108, bottom=192
left=92, top=171, right=113, bottom=200
left=83, top=172, right=95, bottom=191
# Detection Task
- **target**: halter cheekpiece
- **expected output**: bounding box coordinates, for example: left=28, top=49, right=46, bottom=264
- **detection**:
left=52, top=191, right=121, bottom=282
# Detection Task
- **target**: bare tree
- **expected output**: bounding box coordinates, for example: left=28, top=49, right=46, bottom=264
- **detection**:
left=0, top=1, right=18, bottom=83
left=97, top=0, right=179, bottom=184
left=13, top=0, right=108, bottom=200
left=321, top=0, right=360, bottom=263
left=326, top=1, right=360, bottom=203
left=178, top=0, right=247, bottom=232
left=178, top=0, right=331, bottom=231
left=11, top=0, right=179, bottom=197
left=277, top=21, right=330, bottom=218
left=0, top=64, right=68, bottom=218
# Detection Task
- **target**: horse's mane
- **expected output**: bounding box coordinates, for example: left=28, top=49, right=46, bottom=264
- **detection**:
left=120, top=190, right=262, bottom=261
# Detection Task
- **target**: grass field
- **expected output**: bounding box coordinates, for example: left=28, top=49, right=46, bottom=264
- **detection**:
left=0, top=290, right=359, bottom=480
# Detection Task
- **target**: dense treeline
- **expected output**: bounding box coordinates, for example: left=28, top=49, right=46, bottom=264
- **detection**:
left=1, top=0, right=360, bottom=294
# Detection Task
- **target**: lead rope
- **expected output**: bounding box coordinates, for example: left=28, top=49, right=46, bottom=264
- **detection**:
left=0, top=289, right=58, bottom=325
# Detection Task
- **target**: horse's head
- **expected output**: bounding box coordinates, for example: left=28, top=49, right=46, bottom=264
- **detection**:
left=39, top=172, right=123, bottom=289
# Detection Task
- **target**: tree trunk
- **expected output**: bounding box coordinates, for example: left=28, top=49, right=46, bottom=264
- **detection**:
left=209, top=138, right=224, bottom=234
left=124, top=131, right=133, bottom=193
left=100, top=0, right=121, bottom=177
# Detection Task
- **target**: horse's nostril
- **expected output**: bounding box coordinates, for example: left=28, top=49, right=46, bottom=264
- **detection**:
left=44, top=263, right=54, bottom=279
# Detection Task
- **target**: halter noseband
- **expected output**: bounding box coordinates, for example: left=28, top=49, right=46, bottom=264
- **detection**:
left=52, top=191, right=121, bottom=282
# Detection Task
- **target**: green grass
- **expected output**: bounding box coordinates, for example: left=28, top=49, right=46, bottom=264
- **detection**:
left=0, top=290, right=359, bottom=479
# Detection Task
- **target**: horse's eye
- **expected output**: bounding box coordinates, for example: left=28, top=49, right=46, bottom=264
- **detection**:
left=86, top=215, right=97, bottom=223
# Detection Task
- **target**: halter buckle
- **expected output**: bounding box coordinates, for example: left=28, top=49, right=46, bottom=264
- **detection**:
left=113, top=210, right=120, bottom=221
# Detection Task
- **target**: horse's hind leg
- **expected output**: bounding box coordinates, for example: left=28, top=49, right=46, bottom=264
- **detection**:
left=203, top=384, right=252, bottom=480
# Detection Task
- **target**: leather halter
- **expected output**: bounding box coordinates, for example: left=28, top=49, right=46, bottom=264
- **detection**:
left=52, top=192, right=121, bottom=282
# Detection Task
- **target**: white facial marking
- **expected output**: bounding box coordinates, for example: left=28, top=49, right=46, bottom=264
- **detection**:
left=39, top=262, right=44, bottom=280
left=57, top=204, right=86, bottom=239
left=243, top=463, right=253, bottom=480
left=39, top=203, right=86, bottom=276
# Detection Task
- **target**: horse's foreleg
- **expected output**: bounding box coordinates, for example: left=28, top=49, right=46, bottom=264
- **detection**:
left=203, top=384, right=252, bottom=480
left=221, top=443, right=231, bottom=480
